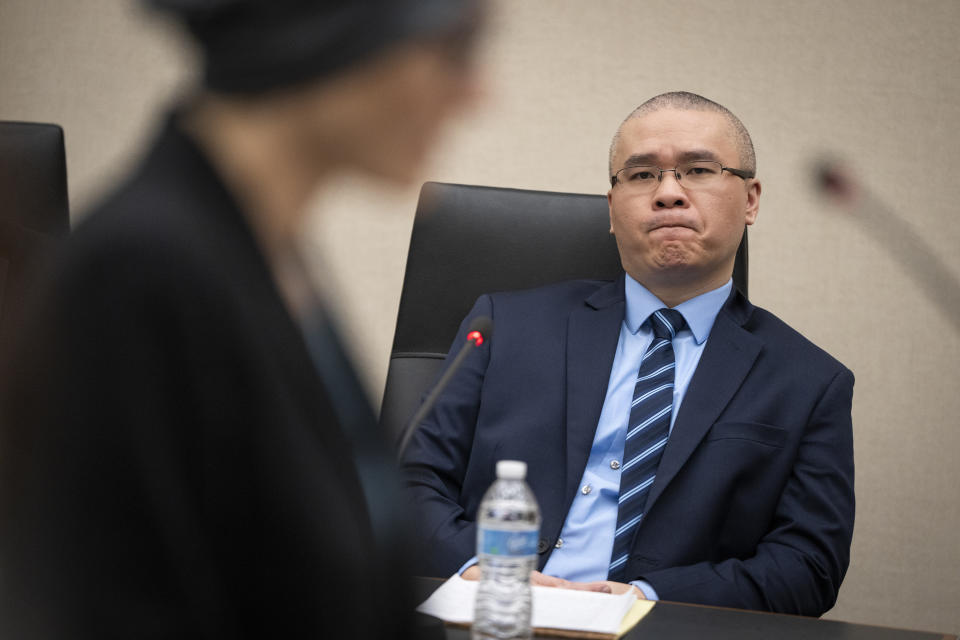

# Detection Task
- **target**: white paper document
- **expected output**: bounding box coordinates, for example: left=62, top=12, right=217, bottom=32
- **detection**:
left=417, top=574, right=638, bottom=635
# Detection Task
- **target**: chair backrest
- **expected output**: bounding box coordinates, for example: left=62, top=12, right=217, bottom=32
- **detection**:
left=0, top=122, right=69, bottom=236
left=380, top=181, right=747, bottom=443
left=0, top=121, right=70, bottom=347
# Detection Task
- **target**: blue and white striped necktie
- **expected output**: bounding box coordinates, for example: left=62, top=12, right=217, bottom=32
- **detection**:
left=608, top=308, right=685, bottom=582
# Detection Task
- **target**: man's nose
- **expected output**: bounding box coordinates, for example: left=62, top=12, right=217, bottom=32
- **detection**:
left=654, top=170, right=688, bottom=209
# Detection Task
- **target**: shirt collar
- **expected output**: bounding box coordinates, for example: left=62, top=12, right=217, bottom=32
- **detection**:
left=623, top=274, right=732, bottom=345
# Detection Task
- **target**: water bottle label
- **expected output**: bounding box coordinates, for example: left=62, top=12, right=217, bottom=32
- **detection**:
left=478, top=528, right=538, bottom=557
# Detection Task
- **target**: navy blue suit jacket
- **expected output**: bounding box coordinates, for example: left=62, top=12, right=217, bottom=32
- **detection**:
left=402, top=275, right=855, bottom=616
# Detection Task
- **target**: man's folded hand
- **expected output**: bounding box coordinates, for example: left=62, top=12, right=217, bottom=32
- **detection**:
left=461, top=567, right=644, bottom=599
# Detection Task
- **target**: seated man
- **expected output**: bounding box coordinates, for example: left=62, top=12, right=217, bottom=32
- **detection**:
left=401, top=91, right=854, bottom=617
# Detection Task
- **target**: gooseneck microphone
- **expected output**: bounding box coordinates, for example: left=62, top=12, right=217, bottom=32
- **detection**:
left=815, top=159, right=960, bottom=335
left=397, top=315, right=492, bottom=459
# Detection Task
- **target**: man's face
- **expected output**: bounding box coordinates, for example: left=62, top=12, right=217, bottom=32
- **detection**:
left=607, top=109, right=760, bottom=294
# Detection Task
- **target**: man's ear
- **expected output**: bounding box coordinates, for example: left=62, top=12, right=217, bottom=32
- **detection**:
left=744, top=179, right=761, bottom=226
left=607, top=190, right=615, bottom=234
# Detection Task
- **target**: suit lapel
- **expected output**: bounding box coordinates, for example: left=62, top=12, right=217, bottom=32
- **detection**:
left=642, top=291, right=762, bottom=514
left=563, top=277, right=625, bottom=511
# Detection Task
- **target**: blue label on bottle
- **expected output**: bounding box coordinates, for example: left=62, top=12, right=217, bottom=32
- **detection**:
left=478, top=528, right=539, bottom=557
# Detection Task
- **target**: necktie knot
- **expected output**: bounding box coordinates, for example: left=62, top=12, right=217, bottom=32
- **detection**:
left=648, top=308, right=685, bottom=341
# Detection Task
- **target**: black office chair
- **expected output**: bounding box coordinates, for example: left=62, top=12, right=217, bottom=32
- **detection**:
left=380, top=181, right=747, bottom=444
left=0, top=121, right=70, bottom=349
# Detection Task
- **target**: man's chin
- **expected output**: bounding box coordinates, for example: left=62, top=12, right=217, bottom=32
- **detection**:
left=652, top=243, right=699, bottom=271
left=631, top=252, right=722, bottom=291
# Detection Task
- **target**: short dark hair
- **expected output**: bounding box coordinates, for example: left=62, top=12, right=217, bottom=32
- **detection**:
left=608, top=91, right=756, bottom=177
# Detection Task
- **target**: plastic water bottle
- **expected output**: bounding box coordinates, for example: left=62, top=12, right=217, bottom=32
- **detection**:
left=472, top=460, right=541, bottom=640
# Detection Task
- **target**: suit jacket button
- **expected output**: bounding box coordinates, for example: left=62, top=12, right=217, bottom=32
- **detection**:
left=537, top=538, right=550, bottom=554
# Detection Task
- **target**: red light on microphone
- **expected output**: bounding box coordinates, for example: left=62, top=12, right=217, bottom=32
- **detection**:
left=467, top=330, right=484, bottom=347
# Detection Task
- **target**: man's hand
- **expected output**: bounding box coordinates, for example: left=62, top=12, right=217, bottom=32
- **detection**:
left=537, top=576, right=645, bottom=598
left=530, top=571, right=612, bottom=593
left=588, top=580, right=646, bottom=599
left=461, top=566, right=638, bottom=596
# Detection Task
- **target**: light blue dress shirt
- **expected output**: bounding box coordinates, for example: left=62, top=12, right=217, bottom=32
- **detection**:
left=539, top=275, right=732, bottom=599
left=460, top=276, right=732, bottom=599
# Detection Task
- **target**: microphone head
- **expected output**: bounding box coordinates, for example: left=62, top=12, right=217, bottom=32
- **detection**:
left=812, top=156, right=860, bottom=207
left=467, top=315, right=493, bottom=342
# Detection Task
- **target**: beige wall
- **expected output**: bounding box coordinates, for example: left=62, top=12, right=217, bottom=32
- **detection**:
left=2, top=0, right=958, bottom=634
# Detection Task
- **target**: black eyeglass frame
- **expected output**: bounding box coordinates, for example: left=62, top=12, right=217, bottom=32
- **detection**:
left=609, top=163, right=755, bottom=188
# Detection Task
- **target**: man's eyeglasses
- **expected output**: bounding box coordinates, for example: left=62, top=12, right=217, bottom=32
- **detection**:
left=610, top=160, right=754, bottom=192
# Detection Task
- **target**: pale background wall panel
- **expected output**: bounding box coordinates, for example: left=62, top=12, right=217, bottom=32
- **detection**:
left=1, top=0, right=957, bottom=634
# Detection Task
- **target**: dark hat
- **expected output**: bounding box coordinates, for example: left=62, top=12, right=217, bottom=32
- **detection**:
left=148, top=0, right=482, bottom=94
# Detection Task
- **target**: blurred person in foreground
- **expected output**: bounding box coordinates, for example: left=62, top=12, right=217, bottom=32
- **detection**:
left=0, top=1, right=483, bottom=637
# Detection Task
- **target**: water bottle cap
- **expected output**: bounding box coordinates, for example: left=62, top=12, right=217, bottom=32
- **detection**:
left=496, top=460, right=527, bottom=480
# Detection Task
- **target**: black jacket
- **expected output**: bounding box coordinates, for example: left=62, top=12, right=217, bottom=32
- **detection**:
left=0, top=115, right=413, bottom=639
